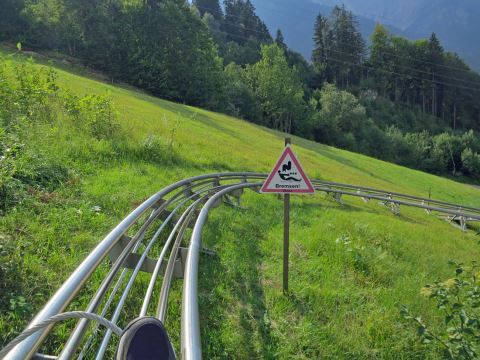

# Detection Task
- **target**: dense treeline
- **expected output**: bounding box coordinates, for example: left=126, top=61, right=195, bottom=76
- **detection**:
left=1, top=0, right=480, bottom=180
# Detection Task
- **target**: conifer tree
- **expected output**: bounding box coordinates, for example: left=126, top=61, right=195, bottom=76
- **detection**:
left=193, top=0, right=223, bottom=21
left=275, top=29, right=287, bottom=52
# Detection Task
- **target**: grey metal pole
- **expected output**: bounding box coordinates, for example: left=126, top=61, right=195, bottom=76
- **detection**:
left=284, top=137, right=291, bottom=295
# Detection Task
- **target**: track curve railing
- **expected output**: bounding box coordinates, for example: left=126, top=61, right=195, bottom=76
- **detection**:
left=1, top=172, right=479, bottom=360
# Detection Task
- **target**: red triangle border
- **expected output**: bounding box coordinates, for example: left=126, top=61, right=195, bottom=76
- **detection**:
left=260, top=145, right=315, bottom=194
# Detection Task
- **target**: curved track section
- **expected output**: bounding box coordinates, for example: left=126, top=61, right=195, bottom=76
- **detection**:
left=2, top=173, right=479, bottom=360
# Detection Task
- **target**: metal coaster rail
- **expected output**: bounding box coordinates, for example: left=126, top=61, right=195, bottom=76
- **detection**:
left=2, top=172, right=479, bottom=360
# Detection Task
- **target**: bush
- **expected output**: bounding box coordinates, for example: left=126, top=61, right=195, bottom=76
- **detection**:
left=462, top=149, right=480, bottom=179
left=0, top=128, right=25, bottom=214
left=223, top=63, right=262, bottom=122
left=133, top=134, right=181, bottom=165
left=0, top=58, right=58, bottom=129
left=432, top=133, right=464, bottom=175
left=64, top=93, right=120, bottom=140
left=0, top=57, right=125, bottom=215
left=385, top=126, right=413, bottom=165
left=311, top=83, right=368, bottom=150
left=401, top=261, right=480, bottom=359
left=404, top=131, right=436, bottom=171
left=462, top=131, right=480, bottom=153
left=140, top=134, right=168, bottom=162
left=0, top=127, right=70, bottom=214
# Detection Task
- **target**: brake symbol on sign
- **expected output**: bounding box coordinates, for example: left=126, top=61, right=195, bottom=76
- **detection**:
left=260, top=145, right=315, bottom=194
left=278, top=161, right=301, bottom=182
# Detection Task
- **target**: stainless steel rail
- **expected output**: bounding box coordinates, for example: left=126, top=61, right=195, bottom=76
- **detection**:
left=312, top=179, right=480, bottom=216
left=181, top=183, right=261, bottom=360
left=2, top=172, right=479, bottom=360
left=3, top=173, right=264, bottom=360
left=314, top=185, right=480, bottom=220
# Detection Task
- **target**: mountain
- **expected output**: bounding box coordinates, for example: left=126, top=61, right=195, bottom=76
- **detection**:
left=250, top=0, right=405, bottom=61
left=251, top=0, right=480, bottom=71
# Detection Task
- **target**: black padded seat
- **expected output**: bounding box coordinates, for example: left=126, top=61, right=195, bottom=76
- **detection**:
left=116, top=317, right=176, bottom=360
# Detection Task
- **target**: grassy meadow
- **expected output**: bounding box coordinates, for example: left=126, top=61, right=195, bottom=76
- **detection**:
left=0, top=48, right=479, bottom=359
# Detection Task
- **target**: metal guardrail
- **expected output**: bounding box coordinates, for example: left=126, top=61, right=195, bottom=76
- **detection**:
left=2, top=172, right=479, bottom=360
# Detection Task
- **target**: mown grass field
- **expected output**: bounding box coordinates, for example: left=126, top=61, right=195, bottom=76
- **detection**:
left=1, top=48, right=479, bottom=359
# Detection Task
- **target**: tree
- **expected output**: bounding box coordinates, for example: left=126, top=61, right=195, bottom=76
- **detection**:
left=218, top=0, right=272, bottom=65
left=312, top=6, right=365, bottom=88
left=222, top=0, right=271, bottom=45
left=247, top=44, right=305, bottom=133
left=223, top=63, right=261, bottom=121
left=310, top=83, right=368, bottom=148
left=124, top=0, right=225, bottom=108
left=329, top=5, right=365, bottom=87
left=427, top=33, right=444, bottom=117
left=461, top=148, right=480, bottom=178
left=432, top=132, right=463, bottom=174
left=202, top=12, right=226, bottom=48
left=193, top=0, right=223, bottom=20
left=369, top=24, right=393, bottom=97
left=0, top=0, right=27, bottom=41
left=285, top=50, right=314, bottom=91
left=21, top=0, right=66, bottom=49
left=222, top=38, right=263, bottom=66
left=312, top=12, right=331, bottom=85
left=275, top=29, right=287, bottom=52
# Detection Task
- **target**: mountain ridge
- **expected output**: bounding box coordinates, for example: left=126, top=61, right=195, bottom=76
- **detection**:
left=251, top=0, right=480, bottom=71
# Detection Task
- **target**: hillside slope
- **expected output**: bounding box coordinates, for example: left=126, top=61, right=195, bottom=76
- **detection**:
left=1, top=50, right=479, bottom=358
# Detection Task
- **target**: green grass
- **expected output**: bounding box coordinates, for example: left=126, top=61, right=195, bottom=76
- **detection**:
left=1, top=48, right=480, bottom=359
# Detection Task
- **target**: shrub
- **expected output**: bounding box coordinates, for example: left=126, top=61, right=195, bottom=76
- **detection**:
left=0, top=58, right=58, bottom=129
left=128, top=134, right=181, bottom=166
left=432, top=133, right=463, bottom=175
left=0, top=128, right=25, bottom=214
left=401, top=261, right=480, bottom=359
left=404, top=131, right=435, bottom=171
left=461, top=149, right=480, bottom=179
left=65, top=93, right=120, bottom=140
left=462, top=131, right=480, bottom=153
left=140, top=134, right=167, bottom=162
left=0, top=58, right=75, bottom=215
left=223, top=62, right=262, bottom=122
left=385, top=126, right=413, bottom=165
left=311, top=83, right=368, bottom=149
left=0, top=127, right=70, bottom=214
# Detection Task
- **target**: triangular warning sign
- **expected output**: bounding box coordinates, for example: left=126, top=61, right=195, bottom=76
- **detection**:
left=261, top=145, right=315, bottom=194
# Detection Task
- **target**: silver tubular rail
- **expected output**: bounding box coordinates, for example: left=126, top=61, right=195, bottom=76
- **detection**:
left=77, top=191, right=200, bottom=360
left=93, top=199, right=202, bottom=360
left=2, top=172, right=480, bottom=360
left=313, top=185, right=480, bottom=220
left=181, top=183, right=262, bottom=360
left=312, top=180, right=480, bottom=216
left=3, top=173, right=265, bottom=360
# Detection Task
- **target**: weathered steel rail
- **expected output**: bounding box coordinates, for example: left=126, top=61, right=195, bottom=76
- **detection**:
left=2, top=172, right=479, bottom=360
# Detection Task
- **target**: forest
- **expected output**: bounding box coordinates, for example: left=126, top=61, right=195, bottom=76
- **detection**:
left=1, top=0, right=480, bottom=180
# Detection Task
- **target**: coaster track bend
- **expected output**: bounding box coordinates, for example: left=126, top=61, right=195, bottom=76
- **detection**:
left=2, top=172, right=479, bottom=360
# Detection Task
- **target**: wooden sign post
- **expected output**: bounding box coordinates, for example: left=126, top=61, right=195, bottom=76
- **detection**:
left=283, top=137, right=291, bottom=293
left=260, top=138, right=315, bottom=294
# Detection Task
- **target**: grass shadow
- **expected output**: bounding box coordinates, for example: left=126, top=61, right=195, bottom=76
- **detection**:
left=198, top=209, right=279, bottom=359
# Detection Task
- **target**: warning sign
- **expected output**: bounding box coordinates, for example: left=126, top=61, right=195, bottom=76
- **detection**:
left=261, top=145, right=315, bottom=194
